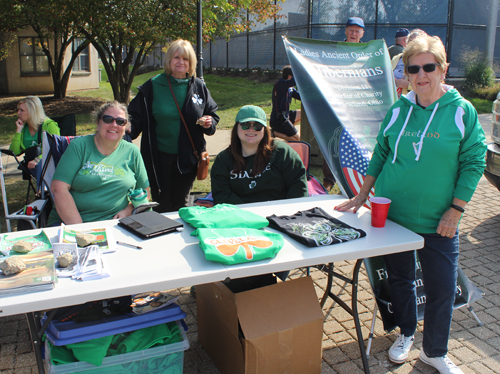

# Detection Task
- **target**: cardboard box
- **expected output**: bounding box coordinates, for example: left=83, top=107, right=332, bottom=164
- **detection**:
left=197, top=276, right=324, bottom=374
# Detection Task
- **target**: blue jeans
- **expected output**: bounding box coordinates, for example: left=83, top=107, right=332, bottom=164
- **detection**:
left=384, top=231, right=459, bottom=357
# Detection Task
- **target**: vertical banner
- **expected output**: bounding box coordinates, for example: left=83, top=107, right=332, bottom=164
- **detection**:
left=283, top=36, right=397, bottom=198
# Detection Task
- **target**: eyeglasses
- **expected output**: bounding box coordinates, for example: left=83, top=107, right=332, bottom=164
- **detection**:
left=407, top=63, right=440, bottom=74
left=239, top=122, right=264, bottom=131
left=101, top=115, right=127, bottom=126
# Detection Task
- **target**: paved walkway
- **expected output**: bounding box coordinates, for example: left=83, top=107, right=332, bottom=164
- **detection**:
left=1, top=113, right=499, bottom=373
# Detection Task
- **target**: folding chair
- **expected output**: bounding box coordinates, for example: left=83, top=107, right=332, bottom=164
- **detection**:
left=286, top=141, right=328, bottom=196
left=52, top=113, right=77, bottom=136
left=38, top=132, right=77, bottom=204
left=0, top=151, right=48, bottom=232
left=0, top=149, right=38, bottom=203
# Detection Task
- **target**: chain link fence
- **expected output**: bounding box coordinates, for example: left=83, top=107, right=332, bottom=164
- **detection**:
left=202, top=0, right=500, bottom=78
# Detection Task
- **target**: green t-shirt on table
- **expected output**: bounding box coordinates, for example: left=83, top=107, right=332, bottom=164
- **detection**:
left=48, top=135, right=149, bottom=224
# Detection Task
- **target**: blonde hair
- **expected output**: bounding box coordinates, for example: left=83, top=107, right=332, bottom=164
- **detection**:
left=407, top=29, right=427, bottom=43
left=163, top=39, right=197, bottom=78
left=94, top=101, right=131, bottom=131
left=18, top=96, right=47, bottom=129
left=403, top=35, right=449, bottom=75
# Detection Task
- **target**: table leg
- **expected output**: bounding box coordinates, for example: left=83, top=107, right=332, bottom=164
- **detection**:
left=351, top=259, right=370, bottom=374
left=317, top=260, right=370, bottom=374
left=25, top=309, right=58, bottom=374
left=26, top=312, right=45, bottom=374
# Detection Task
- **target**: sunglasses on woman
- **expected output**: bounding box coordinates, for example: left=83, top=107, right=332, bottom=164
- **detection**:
left=239, top=122, right=264, bottom=131
left=407, top=63, right=440, bottom=74
left=101, top=115, right=127, bottom=126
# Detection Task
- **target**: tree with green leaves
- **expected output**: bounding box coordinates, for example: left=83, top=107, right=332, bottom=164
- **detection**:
left=76, top=0, right=283, bottom=103
left=4, top=0, right=91, bottom=98
left=0, top=1, right=23, bottom=61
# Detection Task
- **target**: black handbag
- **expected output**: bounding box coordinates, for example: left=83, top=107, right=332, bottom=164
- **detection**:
left=18, top=125, right=42, bottom=180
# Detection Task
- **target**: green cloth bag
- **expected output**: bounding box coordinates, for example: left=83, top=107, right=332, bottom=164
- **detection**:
left=192, top=228, right=284, bottom=265
left=179, top=204, right=269, bottom=229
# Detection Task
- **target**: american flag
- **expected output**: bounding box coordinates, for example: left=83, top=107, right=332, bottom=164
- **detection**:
left=339, top=129, right=374, bottom=203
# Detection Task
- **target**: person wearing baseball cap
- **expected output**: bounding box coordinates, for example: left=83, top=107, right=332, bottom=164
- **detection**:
left=345, top=17, right=365, bottom=43
left=388, top=28, right=410, bottom=59
left=323, top=16, right=367, bottom=190
left=211, top=105, right=308, bottom=205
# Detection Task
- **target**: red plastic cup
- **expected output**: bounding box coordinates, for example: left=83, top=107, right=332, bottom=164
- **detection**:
left=370, top=197, right=391, bottom=228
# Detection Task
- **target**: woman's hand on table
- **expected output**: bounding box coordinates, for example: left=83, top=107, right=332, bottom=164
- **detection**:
left=436, top=208, right=462, bottom=238
left=113, top=204, right=134, bottom=220
left=334, top=193, right=368, bottom=213
left=334, top=175, right=376, bottom=213
left=197, top=115, right=212, bottom=128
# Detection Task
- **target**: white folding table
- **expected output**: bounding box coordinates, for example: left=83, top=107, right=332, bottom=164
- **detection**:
left=0, top=195, right=424, bottom=374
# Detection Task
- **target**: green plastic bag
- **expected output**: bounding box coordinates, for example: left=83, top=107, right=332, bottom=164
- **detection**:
left=192, top=228, right=284, bottom=265
left=178, top=204, right=268, bottom=229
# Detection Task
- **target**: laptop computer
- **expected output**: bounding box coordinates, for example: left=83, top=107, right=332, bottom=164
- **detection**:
left=118, top=211, right=183, bottom=239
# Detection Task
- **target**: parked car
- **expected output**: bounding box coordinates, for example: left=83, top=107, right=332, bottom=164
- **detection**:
left=484, top=92, right=500, bottom=191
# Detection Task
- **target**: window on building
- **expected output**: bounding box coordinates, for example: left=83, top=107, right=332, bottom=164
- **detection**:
left=19, top=37, right=49, bottom=75
left=72, top=39, right=90, bottom=72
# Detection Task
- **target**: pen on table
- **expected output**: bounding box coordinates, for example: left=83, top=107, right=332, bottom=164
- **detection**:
left=116, top=241, right=142, bottom=250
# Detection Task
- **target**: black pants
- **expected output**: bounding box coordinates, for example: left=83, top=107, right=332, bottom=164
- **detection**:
left=151, top=151, right=196, bottom=213
left=322, top=160, right=337, bottom=186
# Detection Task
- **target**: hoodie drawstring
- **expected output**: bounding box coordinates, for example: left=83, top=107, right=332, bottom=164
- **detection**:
left=413, top=103, right=439, bottom=161
left=392, top=106, right=413, bottom=163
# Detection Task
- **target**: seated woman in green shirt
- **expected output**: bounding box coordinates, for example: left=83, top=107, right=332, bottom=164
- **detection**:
left=210, top=105, right=308, bottom=291
left=9, top=96, right=60, bottom=176
left=48, top=101, right=150, bottom=225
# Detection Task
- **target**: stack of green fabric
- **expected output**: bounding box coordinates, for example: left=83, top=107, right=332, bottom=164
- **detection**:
left=47, top=321, right=183, bottom=373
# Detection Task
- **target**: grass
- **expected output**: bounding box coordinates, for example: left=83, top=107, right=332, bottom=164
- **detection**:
left=71, top=67, right=161, bottom=101
left=463, top=96, right=495, bottom=114
left=70, top=68, right=299, bottom=130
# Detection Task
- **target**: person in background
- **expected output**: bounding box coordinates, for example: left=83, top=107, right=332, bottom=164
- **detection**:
left=269, top=65, right=301, bottom=141
left=9, top=96, right=60, bottom=175
left=336, top=35, right=486, bottom=374
left=344, top=17, right=365, bottom=43
left=392, top=29, right=427, bottom=98
left=49, top=101, right=149, bottom=225
left=129, top=39, right=219, bottom=213
left=211, top=105, right=308, bottom=205
left=388, top=28, right=410, bottom=59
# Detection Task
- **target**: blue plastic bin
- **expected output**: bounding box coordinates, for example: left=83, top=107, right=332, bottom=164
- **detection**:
left=44, top=320, right=189, bottom=374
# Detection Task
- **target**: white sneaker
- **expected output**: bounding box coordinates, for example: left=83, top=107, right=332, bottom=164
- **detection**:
left=388, top=334, right=414, bottom=364
left=419, top=350, right=464, bottom=374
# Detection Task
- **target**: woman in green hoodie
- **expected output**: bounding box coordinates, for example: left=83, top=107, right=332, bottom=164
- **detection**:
left=336, top=35, right=486, bottom=374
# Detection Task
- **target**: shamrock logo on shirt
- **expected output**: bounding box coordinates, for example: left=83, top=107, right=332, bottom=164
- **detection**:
left=206, top=231, right=274, bottom=260
left=249, top=181, right=256, bottom=189
left=192, top=93, right=203, bottom=105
